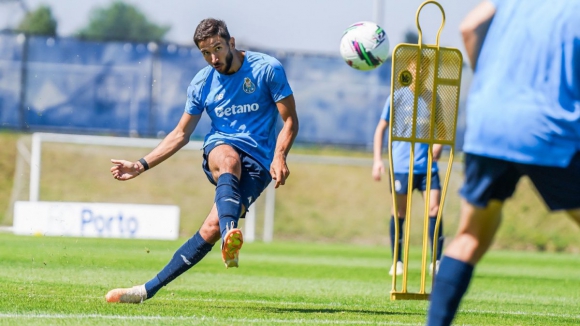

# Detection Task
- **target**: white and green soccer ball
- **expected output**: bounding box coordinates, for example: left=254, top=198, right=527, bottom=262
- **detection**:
left=339, top=21, right=390, bottom=71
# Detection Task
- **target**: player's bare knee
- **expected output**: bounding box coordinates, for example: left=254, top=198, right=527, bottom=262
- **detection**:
left=395, top=210, right=406, bottom=219
left=448, top=234, right=483, bottom=263
left=429, top=206, right=440, bottom=217
left=213, top=155, right=241, bottom=179
left=199, top=224, right=220, bottom=244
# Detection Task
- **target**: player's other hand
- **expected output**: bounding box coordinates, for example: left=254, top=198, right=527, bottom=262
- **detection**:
left=372, top=160, right=385, bottom=181
left=270, top=153, right=290, bottom=189
left=110, top=159, right=141, bottom=181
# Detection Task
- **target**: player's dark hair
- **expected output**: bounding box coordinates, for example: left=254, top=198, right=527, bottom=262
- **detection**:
left=193, top=18, right=231, bottom=48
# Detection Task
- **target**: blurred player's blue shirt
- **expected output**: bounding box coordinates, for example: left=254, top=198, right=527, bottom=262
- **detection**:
left=185, top=51, right=293, bottom=169
left=381, top=88, right=439, bottom=174
left=463, top=0, right=580, bottom=167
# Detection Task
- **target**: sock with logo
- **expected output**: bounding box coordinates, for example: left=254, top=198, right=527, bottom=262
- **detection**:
left=429, top=216, right=444, bottom=261
left=144, top=231, right=214, bottom=298
left=427, top=256, right=474, bottom=326
left=215, top=173, right=242, bottom=239
left=389, top=216, right=404, bottom=262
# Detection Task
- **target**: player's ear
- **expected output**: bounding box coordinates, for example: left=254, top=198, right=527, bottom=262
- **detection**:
left=229, top=37, right=236, bottom=50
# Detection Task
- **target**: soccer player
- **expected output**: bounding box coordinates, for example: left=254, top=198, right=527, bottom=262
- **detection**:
left=104, top=18, right=299, bottom=303
left=427, top=1, right=580, bottom=325
left=372, top=56, right=444, bottom=276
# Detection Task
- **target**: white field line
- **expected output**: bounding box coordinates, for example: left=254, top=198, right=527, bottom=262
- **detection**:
left=0, top=313, right=420, bottom=325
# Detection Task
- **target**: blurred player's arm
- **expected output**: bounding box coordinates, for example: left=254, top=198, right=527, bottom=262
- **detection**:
left=271, top=94, right=299, bottom=188
left=111, top=113, right=201, bottom=180
left=432, top=144, right=443, bottom=161
left=372, top=119, right=389, bottom=181
left=459, top=0, right=496, bottom=70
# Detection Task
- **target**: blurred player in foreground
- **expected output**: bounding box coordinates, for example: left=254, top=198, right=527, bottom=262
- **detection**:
left=372, top=57, right=445, bottom=277
left=105, top=18, right=299, bottom=303
left=427, top=1, right=580, bottom=325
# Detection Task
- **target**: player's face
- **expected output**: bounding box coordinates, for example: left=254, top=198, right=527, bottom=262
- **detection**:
left=198, top=36, right=234, bottom=74
left=407, top=62, right=417, bottom=90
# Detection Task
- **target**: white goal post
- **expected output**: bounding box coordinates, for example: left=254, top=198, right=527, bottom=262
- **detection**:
left=25, top=132, right=386, bottom=243
left=28, top=132, right=275, bottom=243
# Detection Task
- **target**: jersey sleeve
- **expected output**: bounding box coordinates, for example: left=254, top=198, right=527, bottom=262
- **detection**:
left=265, top=58, right=293, bottom=102
left=380, top=96, right=391, bottom=121
left=566, top=11, right=580, bottom=99
left=184, top=68, right=211, bottom=115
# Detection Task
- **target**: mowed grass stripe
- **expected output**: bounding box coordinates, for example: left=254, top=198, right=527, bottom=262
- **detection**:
left=5, top=297, right=575, bottom=320
left=1, top=234, right=580, bottom=325
left=1, top=307, right=579, bottom=323
left=0, top=313, right=421, bottom=325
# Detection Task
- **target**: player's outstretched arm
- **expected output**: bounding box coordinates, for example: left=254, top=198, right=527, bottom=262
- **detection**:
left=110, top=113, right=201, bottom=181
left=459, top=0, right=496, bottom=70
left=372, top=119, right=388, bottom=181
left=271, top=94, right=299, bottom=188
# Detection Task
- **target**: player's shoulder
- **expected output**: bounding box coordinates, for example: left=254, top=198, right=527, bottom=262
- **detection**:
left=245, top=51, right=285, bottom=71
left=190, top=66, right=214, bottom=88
left=187, top=66, right=214, bottom=100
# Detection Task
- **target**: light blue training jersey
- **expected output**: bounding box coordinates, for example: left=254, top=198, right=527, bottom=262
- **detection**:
left=463, top=0, right=580, bottom=167
left=381, top=88, right=438, bottom=174
left=185, top=51, right=293, bottom=169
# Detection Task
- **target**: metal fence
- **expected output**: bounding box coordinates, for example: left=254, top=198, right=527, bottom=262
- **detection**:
left=0, top=33, right=468, bottom=148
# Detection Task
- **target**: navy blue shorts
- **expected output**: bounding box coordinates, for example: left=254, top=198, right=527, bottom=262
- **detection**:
left=392, top=172, right=442, bottom=195
left=460, top=152, right=580, bottom=211
left=202, top=142, right=272, bottom=216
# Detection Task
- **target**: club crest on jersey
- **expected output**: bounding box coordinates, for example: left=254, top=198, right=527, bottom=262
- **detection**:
left=242, top=77, right=256, bottom=94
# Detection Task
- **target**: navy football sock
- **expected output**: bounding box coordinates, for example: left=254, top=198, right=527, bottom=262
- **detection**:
left=389, top=216, right=404, bottom=262
left=215, top=173, right=242, bottom=239
left=427, top=256, right=474, bottom=326
left=144, top=232, right=214, bottom=298
left=429, top=216, right=444, bottom=261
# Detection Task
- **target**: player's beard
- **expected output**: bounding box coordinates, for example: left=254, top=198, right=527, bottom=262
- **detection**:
left=222, top=49, right=234, bottom=74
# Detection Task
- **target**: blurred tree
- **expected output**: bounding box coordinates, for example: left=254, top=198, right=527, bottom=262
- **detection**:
left=77, top=1, right=170, bottom=43
left=403, top=30, right=419, bottom=44
left=16, top=5, right=57, bottom=36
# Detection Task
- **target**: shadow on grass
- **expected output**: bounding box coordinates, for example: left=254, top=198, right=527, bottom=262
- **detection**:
left=253, top=306, right=423, bottom=317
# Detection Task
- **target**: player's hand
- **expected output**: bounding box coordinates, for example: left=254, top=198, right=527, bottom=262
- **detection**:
left=110, top=159, right=141, bottom=181
left=372, top=160, right=385, bottom=181
left=270, top=153, right=290, bottom=188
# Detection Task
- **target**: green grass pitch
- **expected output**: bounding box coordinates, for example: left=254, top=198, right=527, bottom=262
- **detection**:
left=0, top=233, right=579, bottom=325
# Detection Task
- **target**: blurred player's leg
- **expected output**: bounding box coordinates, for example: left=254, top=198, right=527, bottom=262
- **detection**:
left=427, top=199, right=502, bottom=326
left=390, top=191, right=408, bottom=276
left=428, top=216, right=443, bottom=274
left=389, top=215, right=404, bottom=276
left=427, top=188, right=443, bottom=274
